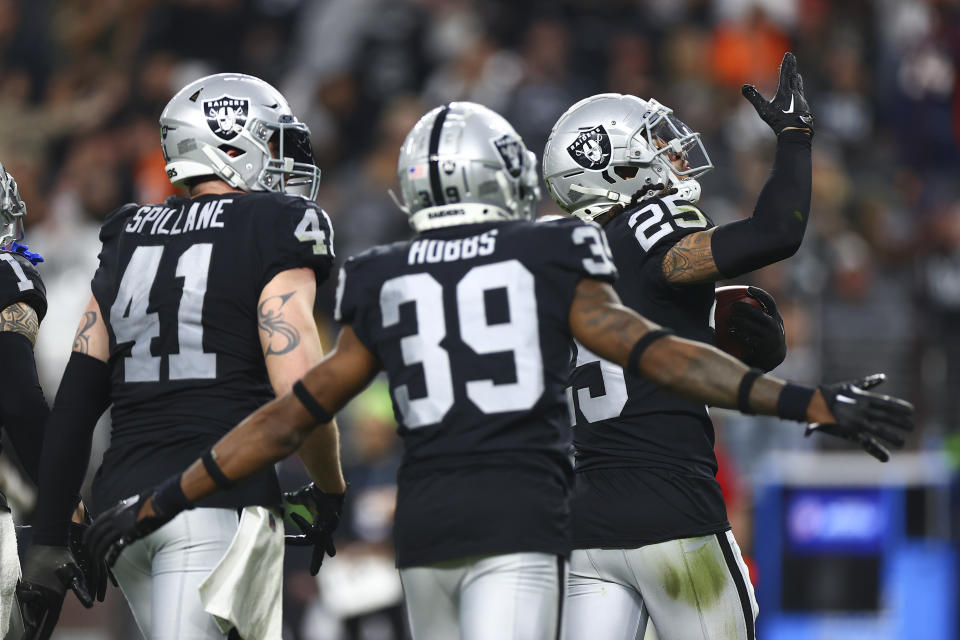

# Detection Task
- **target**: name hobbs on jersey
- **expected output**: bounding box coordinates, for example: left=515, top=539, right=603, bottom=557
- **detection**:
left=407, top=229, right=497, bottom=265
left=125, top=199, right=234, bottom=236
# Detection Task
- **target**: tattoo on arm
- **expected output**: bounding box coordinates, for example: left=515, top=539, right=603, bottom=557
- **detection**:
left=661, top=228, right=721, bottom=285
left=72, top=311, right=98, bottom=354
left=258, top=291, right=302, bottom=356
left=0, top=302, right=39, bottom=345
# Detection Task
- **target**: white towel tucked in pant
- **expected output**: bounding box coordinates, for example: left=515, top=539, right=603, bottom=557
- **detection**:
left=199, top=506, right=285, bottom=640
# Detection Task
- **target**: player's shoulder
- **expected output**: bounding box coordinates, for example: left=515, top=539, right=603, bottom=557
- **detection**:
left=607, top=192, right=711, bottom=255
left=241, top=192, right=328, bottom=217
left=99, top=202, right=144, bottom=242
left=0, top=247, right=47, bottom=320
left=343, top=240, right=409, bottom=275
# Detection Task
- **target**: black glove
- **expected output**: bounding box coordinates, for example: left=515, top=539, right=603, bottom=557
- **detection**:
left=83, top=490, right=172, bottom=569
left=284, top=484, right=344, bottom=576
left=806, top=374, right=914, bottom=462
left=68, top=507, right=116, bottom=603
left=742, top=52, right=814, bottom=136
left=727, top=286, right=786, bottom=372
left=17, top=544, right=95, bottom=640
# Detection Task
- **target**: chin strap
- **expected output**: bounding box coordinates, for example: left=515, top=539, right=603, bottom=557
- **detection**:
left=200, top=145, right=247, bottom=190
left=569, top=183, right=634, bottom=206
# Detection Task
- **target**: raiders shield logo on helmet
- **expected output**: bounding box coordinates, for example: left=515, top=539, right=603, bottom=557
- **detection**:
left=567, top=125, right=612, bottom=170
left=493, top=135, right=524, bottom=178
left=204, top=96, right=249, bottom=141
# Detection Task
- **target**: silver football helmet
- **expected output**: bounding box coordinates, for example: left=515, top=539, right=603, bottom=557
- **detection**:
left=159, top=73, right=320, bottom=199
left=0, top=161, right=26, bottom=248
left=543, top=93, right=713, bottom=220
left=395, top=102, right=540, bottom=232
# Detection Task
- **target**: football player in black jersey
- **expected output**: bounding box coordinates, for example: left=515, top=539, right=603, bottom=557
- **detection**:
left=19, top=74, right=345, bottom=640
left=85, top=101, right=911, bottom=640
left=540, top=53, right=836, bottom=640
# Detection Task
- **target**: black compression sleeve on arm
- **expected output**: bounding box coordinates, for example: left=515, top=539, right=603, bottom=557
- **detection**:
left=32, top=352, right=111, bottom=546
left=710, top=129, right=812, bottom=278
left=0, top=332, right=49, bottom=483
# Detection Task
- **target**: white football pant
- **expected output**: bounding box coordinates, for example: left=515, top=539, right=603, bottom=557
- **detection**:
left=400, top=552, right=567, bottom=640
left=565, top=531, right=758, bottom=640
left=111, top=508, right=243, bottom=640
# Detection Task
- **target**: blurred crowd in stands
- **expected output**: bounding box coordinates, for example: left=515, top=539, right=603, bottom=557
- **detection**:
left=1, top=0, right=958, bottom=638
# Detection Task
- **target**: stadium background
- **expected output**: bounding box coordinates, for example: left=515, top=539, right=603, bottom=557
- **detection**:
left=0, top=0, right=957, bottom=638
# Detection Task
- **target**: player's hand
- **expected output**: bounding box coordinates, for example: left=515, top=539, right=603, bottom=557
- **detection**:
left=84, top=491, right=171, bottom=569
left=805, top=374, right=914, bottom=461
left=727, top=286, right=786, bottom=372
left=17, top=544, right=95, bottom=640
left=283, top=483, right=344, bottom=576
left=68, top=504, right=116, bottom=603
left=742, top=52, right=814, bottom=136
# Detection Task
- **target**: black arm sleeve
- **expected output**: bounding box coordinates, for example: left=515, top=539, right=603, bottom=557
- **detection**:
left=31, top=352, right=111, bottom=546
left=0, top=332, right=49, bottom=483
left=710, top=129, right=812, bottom=278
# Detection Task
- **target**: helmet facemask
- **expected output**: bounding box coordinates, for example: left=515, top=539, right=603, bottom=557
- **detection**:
left=631, top=99, right=712, bottom=181
left=0, top=167, right=26, bottom=249
left=255, top=116, right=321, bottom=200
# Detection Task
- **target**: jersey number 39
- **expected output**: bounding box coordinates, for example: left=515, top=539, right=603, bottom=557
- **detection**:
left=381, top=259, right=543, bottom=428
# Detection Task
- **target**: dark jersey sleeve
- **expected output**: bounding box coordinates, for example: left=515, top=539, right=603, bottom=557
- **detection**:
left=90, top=203, right=139, bottom=311
left=333, top=251, right=380, bottom=352
left=615, top=195, right=713, bottom=289
left=258, top=198, right=336, bottom=291
left=0, top=251, right=47, bottom=321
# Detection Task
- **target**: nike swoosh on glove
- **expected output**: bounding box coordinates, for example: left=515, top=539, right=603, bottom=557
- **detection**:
left=742, top=52, right=814, bottom=136
left=805, top=374, right=914, bottom=461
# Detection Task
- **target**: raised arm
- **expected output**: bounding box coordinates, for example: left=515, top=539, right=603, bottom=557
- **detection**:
left=258, top=267, right=345, bottom=495
left=660, top=52, right=813, bottom=286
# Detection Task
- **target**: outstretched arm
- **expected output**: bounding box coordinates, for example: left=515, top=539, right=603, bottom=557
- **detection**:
left=570, top=277, right=798, bottom=413
left=174, top=325, right=377, bottom=507
left=569, top=277, right=912, bottom=449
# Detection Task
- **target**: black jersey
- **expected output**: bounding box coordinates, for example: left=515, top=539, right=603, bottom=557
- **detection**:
left=335, top=218, right=617, bottom=567
left=0, top=250, right=47, bottom=320
left=89, top=192, right=334, bottom=513
left=568, top=193, right=729, bottom=548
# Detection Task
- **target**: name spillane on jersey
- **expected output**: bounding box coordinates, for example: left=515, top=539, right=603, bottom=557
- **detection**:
left=90, top=192, right=334, bottom=512
left=335, top=218, right=617, bottom=567
left=568, top=193, right=729, bottom=548
left=0, top=250, right=46, bottom=321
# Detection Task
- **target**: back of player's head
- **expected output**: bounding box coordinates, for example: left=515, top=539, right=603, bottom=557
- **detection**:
left=543, top=93, right=713, bottom=221
left=0, top=161, right=26, bottom=248
left=160, top=73, right=321, bottom=200
left=395, top=102, right=540, bottom=232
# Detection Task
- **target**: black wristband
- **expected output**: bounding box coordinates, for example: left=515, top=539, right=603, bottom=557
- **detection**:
left=626, top=329, right=674, bottom=376
left=292, top=380, right=334, bottom=423
left=152, top=474, right=193, bottom=517
left=737, top=368, right=764, bottom=415
left=777, top=383, right=816, bottom=422
left=201, top=449, right=235, bottom=490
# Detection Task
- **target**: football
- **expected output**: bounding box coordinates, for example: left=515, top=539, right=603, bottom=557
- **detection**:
left=712, top=285, right=763, bottom=360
